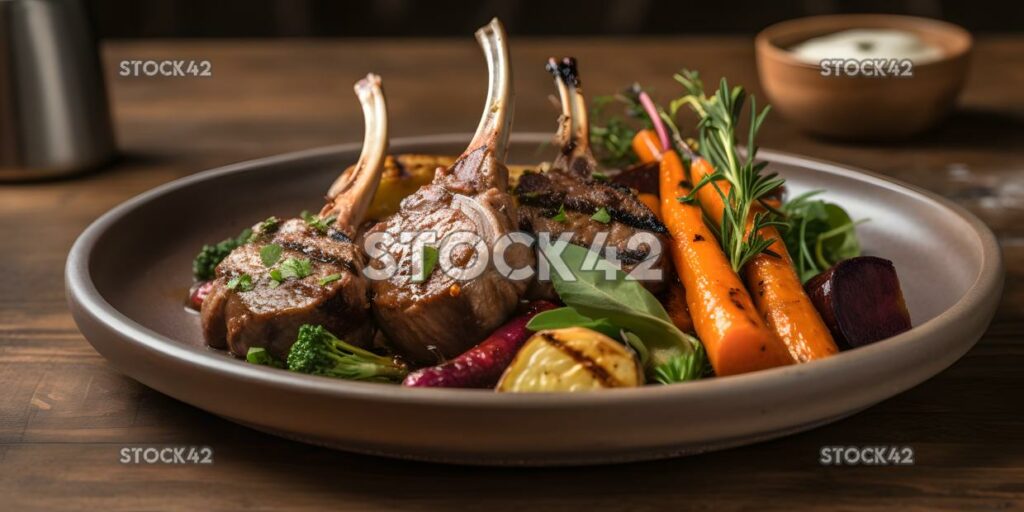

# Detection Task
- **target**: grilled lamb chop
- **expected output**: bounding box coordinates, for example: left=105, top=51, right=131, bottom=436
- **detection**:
left=202, top=74, right=389, bottom=360
left=515, top=57, right=669, bottom=293
left=368, top=19, right=533, bottom=364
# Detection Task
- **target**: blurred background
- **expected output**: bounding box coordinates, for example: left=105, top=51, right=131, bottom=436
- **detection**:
left=89, top=0, right=1022, bottom=38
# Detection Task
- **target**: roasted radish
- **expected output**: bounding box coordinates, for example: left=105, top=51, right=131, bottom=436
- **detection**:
left=804, top=256, right=912, bottom=350
left=497, top=327, right=643, bottom=392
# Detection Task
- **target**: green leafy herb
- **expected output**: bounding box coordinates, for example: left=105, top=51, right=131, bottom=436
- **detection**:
left=301, top=210, right=337, bottom=235
left=591, top=207, right=611, bottom=224
left=260, top=244, right=283, bottom=267
left=589, top=93, right=648, bottom=169
left=592, top=172, right=610, bottom=182
left=319, top=273, right=343, bottom=286
left=550, top=204, right=568, bottom=223
left=246, top=347, right=284, bottom=368
left=226, top=273, right=254, bottom=292
left=192, top=228, right=252, bottom=280
left=287, top=324, right=408, bottom=382
left=781, top=191, right=865, bottom=282
left=414, top=246, right=439, bottom=283
left=248, top=216, right=281, bottom=242
left=653, top=343, right=711, bottom=384
left=541, top=243, right=705, bottom=383
left=672, top=70, right=786, bottom=272
left=527, top=307, right=621, bottom=339
left=278, top=257, right=312, bottom=280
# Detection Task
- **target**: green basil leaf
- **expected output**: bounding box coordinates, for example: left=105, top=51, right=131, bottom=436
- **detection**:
left=547, top=244, right=700, bottom=377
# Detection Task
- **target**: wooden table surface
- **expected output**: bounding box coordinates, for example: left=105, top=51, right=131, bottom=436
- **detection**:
left=1, top=37, right=1022, bottom=511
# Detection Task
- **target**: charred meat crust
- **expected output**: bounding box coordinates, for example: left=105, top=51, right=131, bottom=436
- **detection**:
left=515, top=170, right=668, bottom=234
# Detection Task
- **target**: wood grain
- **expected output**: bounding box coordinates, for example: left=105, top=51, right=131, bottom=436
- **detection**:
left=0, top=37, right=1022, bottom=511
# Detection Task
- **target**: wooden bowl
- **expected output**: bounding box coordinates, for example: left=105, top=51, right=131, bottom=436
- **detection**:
left=755, top=15, right=972, bottom=141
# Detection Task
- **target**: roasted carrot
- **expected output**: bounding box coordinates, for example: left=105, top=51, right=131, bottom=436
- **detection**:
left=632, top=129, right=665, bottom=164
left=659, top=150, right=792, bottom=375
left=689, top=158, right=839, bottom=362
left=663, top=278, right=694, bottom=334
left=637, top=193, right=661, bottom=219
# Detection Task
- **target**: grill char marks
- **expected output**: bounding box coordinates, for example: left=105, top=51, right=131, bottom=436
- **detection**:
left=514, top=57, right=669, bottom=293
left=368, top=19, right=533, bottom=365
left=201, top=74, right=388, bottom=360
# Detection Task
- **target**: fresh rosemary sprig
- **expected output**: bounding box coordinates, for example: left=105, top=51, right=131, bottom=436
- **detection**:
left=671, top=70, right=786, bottom=272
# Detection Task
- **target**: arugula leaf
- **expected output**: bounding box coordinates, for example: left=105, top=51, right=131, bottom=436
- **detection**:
left=550, top=204, right=568, bottom=223
left=413, top=246, right=439, bottom=283
left=591, top=207, right=611, bottom=224
left=546, top=244, right=702, bottom=382
left=319, top=273, right=342, bottom=286
left=260, top=244, right=283, bottom=267
left=278, top=258, right=312, bottom=280
left=227, top=273, right=254, bottom=292
left=781, top=191, right=865, bottom=282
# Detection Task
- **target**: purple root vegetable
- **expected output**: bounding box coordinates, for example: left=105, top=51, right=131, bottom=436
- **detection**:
left=402, top=301, right=559, bottom=388
left=804, top=256, right=912, bottom=350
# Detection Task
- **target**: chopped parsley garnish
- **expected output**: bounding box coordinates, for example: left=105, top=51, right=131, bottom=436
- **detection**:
left=591, top=207, right=611, bottom=224
left=248, top=216, right=281, bottom=242
left=268, top=269, right=283, bottom=288
left=260, top=244, right=283, bottom=267
left=279, top=257, right=313, bottom=280
left=414, top=246, right=439, bottom=283
left=550, top=204, right=568, bottom=223
left=592, top=172, right=610, bottom=182
left=319, top=273, right=343, bottom=286
left=301, top=210, right=337, bottom=234
left=226, top=273, right=254, bottom=292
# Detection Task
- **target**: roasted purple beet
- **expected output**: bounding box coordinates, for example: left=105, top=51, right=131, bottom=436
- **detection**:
left=805, top=256, right=912, bottom=350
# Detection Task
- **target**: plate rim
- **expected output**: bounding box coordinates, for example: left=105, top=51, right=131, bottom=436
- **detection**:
left=65, top=132, right=1005, bottom=409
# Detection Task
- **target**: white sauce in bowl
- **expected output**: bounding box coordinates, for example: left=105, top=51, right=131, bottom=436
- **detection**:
left=790, top=29, right=943, bottom=64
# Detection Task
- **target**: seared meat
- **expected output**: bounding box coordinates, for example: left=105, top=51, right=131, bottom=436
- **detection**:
left=369, top=19, right=533, bottom=364
left=202, top=74, right=389, bottom=359
left=515, top=57, right=669, bottom=292
left=202, top=219, right=374, bottom=359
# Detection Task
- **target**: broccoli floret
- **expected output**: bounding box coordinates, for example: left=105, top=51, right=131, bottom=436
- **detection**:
left=246, top=347, right=285, bottom=368
left=192, top=228, right=252, bottom=281
left=287, top=325, right=408, bottom=382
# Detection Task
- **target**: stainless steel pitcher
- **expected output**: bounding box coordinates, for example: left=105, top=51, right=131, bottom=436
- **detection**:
left=0, top=0, right=115, bottom=180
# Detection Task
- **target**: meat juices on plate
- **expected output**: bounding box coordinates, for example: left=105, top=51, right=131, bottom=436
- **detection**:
left=514, top=58, right=669, bottom=295
left=368, top=19, right=534, bottom=364
left=202, top=74, right=389, bottom=360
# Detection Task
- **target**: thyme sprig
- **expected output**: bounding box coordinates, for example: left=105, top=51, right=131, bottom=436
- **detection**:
left=671, top=70, right=786, bottom=272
